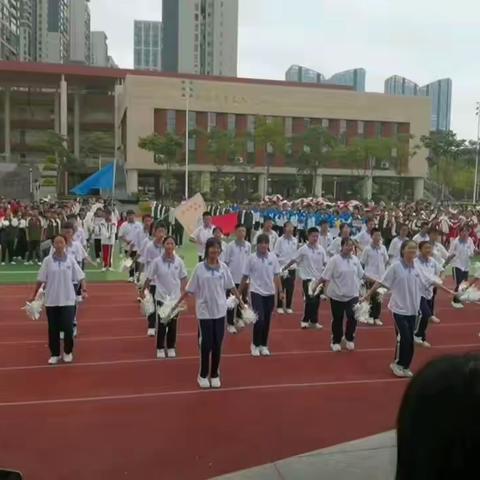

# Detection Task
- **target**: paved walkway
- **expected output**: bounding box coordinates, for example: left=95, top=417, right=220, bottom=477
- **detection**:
left=213, top=431, right=396, bottom=480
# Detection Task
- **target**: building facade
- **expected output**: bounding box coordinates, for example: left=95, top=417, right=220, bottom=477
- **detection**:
left=285, top=65, right=366, bottom=92
left=0, top=0, right=20, bottom=61
left=19, top=0, right=33, bottom=61
left=162, top=0, right=238, bottom=77
left=133, top=20, right=162, bottom=71
left=69, top=0, right=90, bottom=64
left=384, top=75, right=452, bottom=131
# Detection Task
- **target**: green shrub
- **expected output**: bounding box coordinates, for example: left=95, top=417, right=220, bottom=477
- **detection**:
left=41, top=178, right=57, bottom=187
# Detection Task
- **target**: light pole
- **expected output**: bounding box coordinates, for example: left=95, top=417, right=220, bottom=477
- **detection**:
left=29, top=168, right=33, bottom=201
left=474, top=102, right=480, bottom=204
left=181, top=80, right=194, bottom=200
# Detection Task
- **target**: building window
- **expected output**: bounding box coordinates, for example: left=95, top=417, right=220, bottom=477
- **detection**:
left=358, top=120, right=365, bottom=135
left=227, top=114, right=236, bottom=131
left=167, top=110, right=176, bottom=132
left=339, top=119, right=347, bottom=134
left=247, top=115, right=255, bottom=133
left=207, top=112, right=216, bottom=131
left=284, top=117, right=293, bottom=137
left=304, top=118, right=311, bottom=129
left=376, top=122, right=382, bottom=138
left=321, top=118, right=329, bottom=128
left=188, top=111, right=197, bottom=130
left=247, top=140, right=255, bottom=153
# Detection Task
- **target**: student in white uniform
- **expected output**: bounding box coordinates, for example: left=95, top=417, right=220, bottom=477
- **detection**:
left=283, top=227, right=327, bottom=329
left=319, top=220, right=332, bottom=252
left=388, top=224, right=410, bottom=262
left=240, top=233, right=283, bottom=357
left=364, top=240, right=450, bottom=378
left=100, top=209, right=117, bottom=271
left=429, top=228, right=449, bottom=267
left=190, top=211, right=215, bottom=262
left=360, top=228, right=388, bottom=326
left=32, top=235, right=86, bottom=365
left=354, top=218, right=375, bottom=253
left=412, top=222, right=430, bottom=244
left=118, top=210, right=143, bottom=282
left=413, top=241, right=444, bottom=348
left=213, top=227, right=227, bottom=262
left=253, top=217, right=278, bottom=251
left=175, top=237, right=242, bottom=389
left=142, top=223, right=167, bottom=336
left=450, top=226, right=476, bottom=308
left=144, top=236, right=188, bottom=359
left=322, top=238, right=364, bottom=352
left=224, top=224, right=251, bottom=334
left=327, top=223, right=351, bottom=257
left=273, top=221, right=298, bottom=314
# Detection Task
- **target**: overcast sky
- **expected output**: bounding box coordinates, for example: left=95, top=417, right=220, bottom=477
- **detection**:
left=90, top=0, right=479, bottom=140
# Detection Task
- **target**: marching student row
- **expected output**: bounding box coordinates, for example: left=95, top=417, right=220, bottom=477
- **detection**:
left=31, top=211, right=477, bottom=388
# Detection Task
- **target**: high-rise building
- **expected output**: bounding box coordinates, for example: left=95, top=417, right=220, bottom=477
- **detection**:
left=34, top=0, right=70, bottom=64
left=19, top=0, right=33, bottom=61
left=162, top=0, right=238, bottom=76
left=133, top=20, right=162, bottom=71
left=285, top=65, right=366, bottom=92
left=0, top=0, right=20, bottom=61
left=69, top=0, right=90, bottom=64
left=384, top=75, right=452, bottom=131
left=90, top=30, right=107, bottom=66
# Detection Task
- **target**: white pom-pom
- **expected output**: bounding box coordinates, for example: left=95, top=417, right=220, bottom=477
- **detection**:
left=136, top=272, right=146, bottom=287
left=140, top=289, right=155, bottom=316
left=353, top=301, right=371, bottom=323
left=22, top=288, right=44, bottom=320
left=457, top=286, right=480, bottom=303
left=226, top=295, right=238, bottom=310
left=377, top=287, right=388, bottom=303
left=157, top=296, right=186, bottom=325
left=240, top=306, right=258, bottom=325
left=308, top=279, right=323, bottom=297
left=120, top=257, right=133, bottom=272
left=280, top=269, right=290, bottom=279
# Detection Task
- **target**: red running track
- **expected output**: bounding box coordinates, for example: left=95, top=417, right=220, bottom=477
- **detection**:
left=0, top=282, right=479, bottom=480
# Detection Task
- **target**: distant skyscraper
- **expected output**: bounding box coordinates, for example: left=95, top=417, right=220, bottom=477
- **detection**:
left=133, top=20, right=162, bottom=71
left=19, top=0, right=34, bottom=61
left=285, top=65, right=366, bottom=92
left=384, top=75, right=452, bottom=131
left=162, top=0, right=238, bottom=76
left=90, top=31, right=108, bottom=66
left=0, top=0, right=20, bottom=60
left=69, top=0, right=90, bottom=64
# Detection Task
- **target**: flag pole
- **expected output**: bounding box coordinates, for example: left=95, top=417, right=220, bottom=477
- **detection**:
left=112, top=158, right=117, bottom=201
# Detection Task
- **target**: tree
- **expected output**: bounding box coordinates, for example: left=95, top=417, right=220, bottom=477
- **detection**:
left=296, top=126, right=339, bottom=196
left=138, top=132, right=183, bottom=195
left=81, top=132, right=115, bottom=169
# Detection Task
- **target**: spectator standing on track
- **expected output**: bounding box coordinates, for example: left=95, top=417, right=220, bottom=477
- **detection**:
left=190, top=211, right=215, bottom=262
left=388, top=224, right=410, bottom=262
left=32, top=234, right=86, bottom=365
left=240, top=233, right=283, bottom=357
left=118, top=210, right=143, bottom=282
left=25, top=208, right=43, bottom=265
left=253, top=217, right=279, bottom=251
left=100, top=210, right=117, bottom=271
left=175, top=237, right=242, bottom=389
left=144, top=236, right=188, bottom=359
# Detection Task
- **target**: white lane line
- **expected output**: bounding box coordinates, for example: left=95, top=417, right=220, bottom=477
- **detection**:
left=0, top=343, right=478, bottom=372
left=0, top=377, right=409, bottom=408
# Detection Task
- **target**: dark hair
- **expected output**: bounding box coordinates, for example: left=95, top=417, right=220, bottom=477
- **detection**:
left=204, top=237, right=222, bottom=258
left=126, top=210, right=135, bottom=216
left=53, top=234, right=68, bottom=243
left=340, top=237, right=354, bottom=247
left=154, top=222, right=167, bottom=231
left=283, top=221, right=292, bottom=228
left=213, top=226, right=223, bottom=235
left=235, top=223, right=246, bottom=230
left=420, top=221, right=429, bottom=228
left=263, top=217, right=273, bottom=224
left=61, top=221, right=74, bottom=231
left=202, top=211, right=211, bottom=217
left=428, top=227, right=439, bottom=235
left=370, top=228, right=381, bottom=235
left=418, top=240, right=432, bottom=251
left=396, top=353, right=480, bottom=480
left=460, top=225, right=470, bottom=233
left=307, top=227, right=319, bottom=235
left=256, top=233, right=270, bottom=245
left=400, top=239, right=417, bottom=258
left=162, top=235, right=175, bottom=245
left=142, top=214, right=152, bottom=221
left=319, top=220, right=329, bottom=226
left=399, top=223, right=409, bottom=231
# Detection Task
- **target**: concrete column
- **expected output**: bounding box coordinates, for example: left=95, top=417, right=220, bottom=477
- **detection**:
left=60, top=75, right=68, bottom=141
left=413, top=177, right=425, bottom=201
left=362, top=176, right=373, bottom=200
left=314, top=174, right=323, bottom=197
left=126, top=169, right=138, bottom=194
left=258, top=173, right=266, bottom=198
left=200, top=171, right=211, bottom=193
left=4, top=88, right=11, bottom=162
left=54, top=93, right=60, bottom=133
left=114, top=83, right=121, bottom=157
left=73, top=92, right=80, bottom=160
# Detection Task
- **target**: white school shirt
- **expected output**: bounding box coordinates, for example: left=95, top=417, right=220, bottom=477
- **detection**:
left=224, top=240, right=251, bottom=284
left=219, top=240, right=228, bottom=262
left=73, top=227, right=87, bottom=248
left=319, top=233, right=332, bottom=252
left=294, top=243, right=327, bottom=280
left=381, top=260, right=427, bottom=316
left=147, top=254, right=187, bottom=302
left=142, top=240, right=164, bottom=272
left=273, top=235, right=298, bottom=268
left=243, top=252, right=281, bottom=296
left=91, top=218, right=106, bottom=240
left=186, top=261, right=235, bottom=320
left=190, top=225, right=215, bottom=256
left=354, top=230, right=372, bottom=251
left=388, top=236, right=408, bottom=261
left=100, top=222, right=117, bottom=246
left=118, top=221, right=143, bottom=246
left=414, top=256, right=443, bottom=300
left=432, top=241, right=449, bottom=266
left=449, top=237, right=475, bottom=272
left=37, top=254, right=85, bottom=307
left=49, top=240, right=87, bottom=265
left=322, top=254, right=364, bottom=302
left=361, top=244, right=388, bottom=282
left=327, top=236, right=344, bottom=257
left=412, top=232, right=430, bottom=244
left=253, top=229, right=278, bottom=250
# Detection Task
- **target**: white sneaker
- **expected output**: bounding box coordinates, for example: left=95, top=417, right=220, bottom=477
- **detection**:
left=63, top=353, right=73, bottom=363
left=48, top=356, right=61, bottom=365
left=277, top=308, right=285, bottom=314
left=403, top=368, right=414, bottom=378
left=285, top=308, right=293, bottom=314
left=330, top=343, right=342, bottom=352
left=359, top=317, right=368, bottom=324
left=390, top=363, right=410, bottom=378
left=76, top=295, right=83, bottom=303
left=37, top=261, right=42, bottom=266
left=374, top=319, right=384, bottom=326
left=210, top=377, right=221, bottom=388
left=250, top=344, right=261, bottom=357
left=367, top=318, right=375, bottom=325
left=345, top=341, right=355, bottom=351
left=156, top=349, right=166, bottom=359
left=10, top=261, right=16, bottom=265
left=73, top=326, right=77, bottom=337
left=414, top=335, right=424, bottom=345
left=309, top=323, right=323, bottom=329
left=128, top=277, right=134, bottom=283
left=429, top=316, right=441, bottom=324
left=300, top=321, right=309, bottom=329
left=451, top=301, right=464, bottom=309
left=167, top=348, right=176, bottom=358
left=227, top=324, right=237, bottom=334
left=320, top=294, right=327, bottom=300
left=101, top=267, right=107, bottom=272
left=60, top=331, right=65, bottom=340
left=422, top=341, right=432, bottom=348
left=197, top=375, right=210, bottom=389
left=1, top=262, right=5, bottom=266
left=259, top=346, right=271, bottom=356
left=147, top=328, right=156, bottom=337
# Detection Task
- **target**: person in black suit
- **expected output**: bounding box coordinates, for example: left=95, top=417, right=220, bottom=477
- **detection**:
left=237, top=205, right=254, bottom=243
